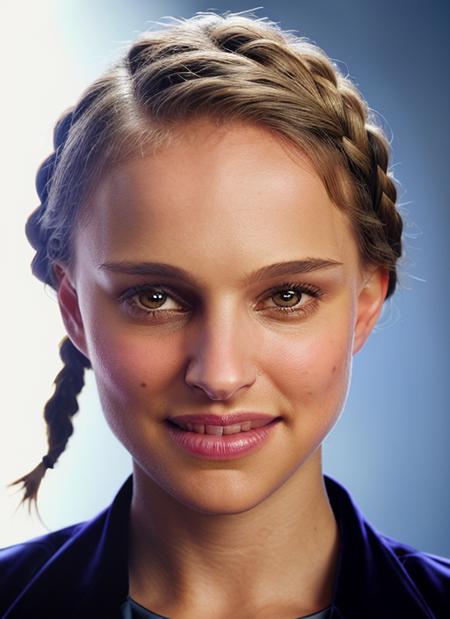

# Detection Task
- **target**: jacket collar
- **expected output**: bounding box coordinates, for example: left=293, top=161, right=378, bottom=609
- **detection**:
left=7, top=474, right=434, bottom=618
left=5, top=477, right=132, bottom=619
left=323, top=475, right=433, bottom=618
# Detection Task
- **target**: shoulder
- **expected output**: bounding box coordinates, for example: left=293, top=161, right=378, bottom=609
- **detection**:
left=0, top=523, right=85, bottom=613
left=0, top=477, right=132, bottom=617
left=0, top=523, right=85, bottom=571
left=324, top=475, right=450, bottom=616
left=379, top=532, right=450, bottom=613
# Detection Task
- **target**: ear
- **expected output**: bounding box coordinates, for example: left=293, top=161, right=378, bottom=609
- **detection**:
left=352, top=266, right=389, bottom=355
left=53, top=263, right=90, bottom=360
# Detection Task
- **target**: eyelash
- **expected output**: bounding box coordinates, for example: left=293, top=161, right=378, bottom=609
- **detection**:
left=118, top=281, right=323, bottom=321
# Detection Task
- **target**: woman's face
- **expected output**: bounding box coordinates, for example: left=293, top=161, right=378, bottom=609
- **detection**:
left=57, top=118, right=386, bottom=514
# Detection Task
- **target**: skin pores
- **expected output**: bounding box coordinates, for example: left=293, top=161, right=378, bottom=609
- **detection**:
left=63, top=118, right=374, bottom=515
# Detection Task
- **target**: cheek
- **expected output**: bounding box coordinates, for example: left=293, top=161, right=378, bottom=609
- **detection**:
left=88, top=326, right=182, bottom=417
left=265, top=322, right=353, bottom=413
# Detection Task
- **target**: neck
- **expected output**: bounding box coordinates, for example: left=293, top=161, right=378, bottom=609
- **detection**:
left=128, top=450, right=339, bottom=618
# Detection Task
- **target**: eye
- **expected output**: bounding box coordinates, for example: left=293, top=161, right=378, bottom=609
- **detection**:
left=259, top=282, right=322, bottom=317
left=118, top=285, right=185, bottom=318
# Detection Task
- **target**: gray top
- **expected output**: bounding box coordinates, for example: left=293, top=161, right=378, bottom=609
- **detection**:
left=121, top=595, right=332, bottom=618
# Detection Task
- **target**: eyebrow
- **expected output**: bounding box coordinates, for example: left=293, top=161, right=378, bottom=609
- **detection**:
left=98, top=258, right=343, bottom=286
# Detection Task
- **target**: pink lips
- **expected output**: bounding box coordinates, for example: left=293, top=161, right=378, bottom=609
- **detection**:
left=165, top=412, right=281, bottom=460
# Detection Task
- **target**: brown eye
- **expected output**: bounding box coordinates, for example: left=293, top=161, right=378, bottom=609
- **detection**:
left=119, top=285, right=184, bottom=317
left=259, top=282, right=322, bottom=317
left=135, top=289, right=167, bottom=311
left=271, top=288, right=303, bottom=308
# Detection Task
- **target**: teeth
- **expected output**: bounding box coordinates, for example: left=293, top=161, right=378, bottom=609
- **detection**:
left=176, top=422, right=254, bottom=434
left=206, top=425, right=224, bottom=435
left=223, top=424, right=244, bottom=435
left=173, top=418, right=275, bottom=434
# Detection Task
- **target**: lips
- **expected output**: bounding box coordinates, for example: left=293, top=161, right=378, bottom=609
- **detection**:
left=165, top=414, right=281, bottom=459
left=166, top=412, right=279, bottom=435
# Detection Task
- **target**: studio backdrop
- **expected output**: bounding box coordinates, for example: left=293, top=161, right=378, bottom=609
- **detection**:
left=1, top=0, right=448, bottom=557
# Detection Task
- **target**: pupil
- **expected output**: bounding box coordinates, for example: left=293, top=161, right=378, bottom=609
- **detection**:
left=277, top=290, right=299, bottom=306
left=141, top=290, right=165, bottom=307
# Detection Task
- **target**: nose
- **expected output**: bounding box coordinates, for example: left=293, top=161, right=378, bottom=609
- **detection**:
left=184, top=309, right=257, bottom=400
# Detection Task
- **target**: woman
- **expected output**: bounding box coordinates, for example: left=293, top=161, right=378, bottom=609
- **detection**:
left=1, top=11, right=449, bottom=619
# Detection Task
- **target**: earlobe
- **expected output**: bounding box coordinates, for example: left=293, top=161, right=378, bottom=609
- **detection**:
left=353, top=267, right=389, bottom=355
left=53, top=263, right=90, bottom=360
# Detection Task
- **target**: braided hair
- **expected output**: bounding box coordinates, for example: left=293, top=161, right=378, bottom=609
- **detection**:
left=9, top=112, right=91, bottom=513
left=10, top=10, right=403, bottom=511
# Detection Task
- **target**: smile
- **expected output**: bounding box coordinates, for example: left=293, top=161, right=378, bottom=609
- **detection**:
left=165, top=418, right=281, bottom=460
left=170, top=419, right=271, bottom=435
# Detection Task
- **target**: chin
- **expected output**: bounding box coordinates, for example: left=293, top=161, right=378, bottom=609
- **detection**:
left=168, top=471, right=276, bottom=516
left=175, top=490, right=267, bottom=516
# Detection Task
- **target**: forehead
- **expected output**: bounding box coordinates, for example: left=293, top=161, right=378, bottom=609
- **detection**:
left=75, top=119, right=359, bottom=284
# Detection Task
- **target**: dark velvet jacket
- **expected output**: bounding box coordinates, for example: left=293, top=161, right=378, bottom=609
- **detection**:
left=1, top=474, right=449, bottom=618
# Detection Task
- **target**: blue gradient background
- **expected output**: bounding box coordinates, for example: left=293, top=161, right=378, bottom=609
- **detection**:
left=4, top=1, right=448, bottom=556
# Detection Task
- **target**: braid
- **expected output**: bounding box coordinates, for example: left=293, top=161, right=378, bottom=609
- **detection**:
left=25, top=109, right=75, bottom=287
left=11, top=107, right=92, bottom=512
left=250, top=38, right=403, bottom=295
left=338, top=94, right=402, bottom=295
left=8, top=337, right=91, bottom=513
left=299, top=61, right=403, bottom=294
left=365, top=129, right=403, bottom=296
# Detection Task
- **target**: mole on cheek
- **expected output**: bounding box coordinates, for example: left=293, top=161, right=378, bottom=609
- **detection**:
left=140, top=382, right=147, bottom=388
left=332, top=365, right=337, bottom=374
